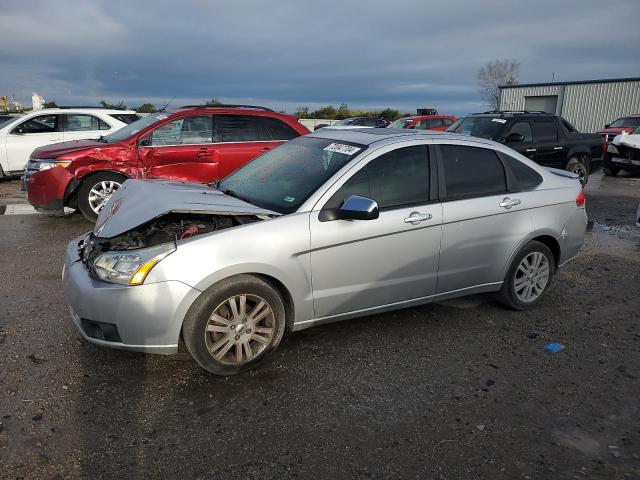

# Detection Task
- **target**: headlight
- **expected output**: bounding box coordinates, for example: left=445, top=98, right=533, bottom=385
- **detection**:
left=607, top=143, right=619, bottom=154
left=93, top=243, right=175, bottom=285
left=31, top=159, right=72, bottom=171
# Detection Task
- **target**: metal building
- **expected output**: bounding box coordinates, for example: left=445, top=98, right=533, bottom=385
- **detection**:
left=498, top=77, right=640, bottom=133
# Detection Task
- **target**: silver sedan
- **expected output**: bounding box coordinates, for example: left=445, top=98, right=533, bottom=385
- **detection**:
left=63, top=129, right=587, bottom=375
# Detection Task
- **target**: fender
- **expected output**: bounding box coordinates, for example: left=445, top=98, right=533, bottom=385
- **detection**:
left=500, top=228, right=562, bottom=280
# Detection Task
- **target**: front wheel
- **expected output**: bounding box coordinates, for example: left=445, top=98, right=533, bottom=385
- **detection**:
left=566, top=156, right=589, bottom=186
left=182, top=275, right=287, bottom=375
left=498, top=241, right=556, bottom=311
left=77, top=172, right=126, bottom=222
left=603, top=164, right=620, bottom=176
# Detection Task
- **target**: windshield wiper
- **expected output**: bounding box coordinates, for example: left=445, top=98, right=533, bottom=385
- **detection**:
left=222, top=188, right=250, bottom=203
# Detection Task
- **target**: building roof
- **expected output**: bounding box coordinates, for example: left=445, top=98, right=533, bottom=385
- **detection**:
left=499, top=76, right=640, bottom=89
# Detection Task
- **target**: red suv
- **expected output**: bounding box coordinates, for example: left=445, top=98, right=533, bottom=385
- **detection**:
left=25, top=105, right=309, bottom=221
left=389, top=115, right=456, bottom=131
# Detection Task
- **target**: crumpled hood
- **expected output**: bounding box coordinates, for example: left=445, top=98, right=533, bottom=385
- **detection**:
left=612, top=133, right=640, bottom=149
left=94, top=179, right=280, bottom=238
left=31, top=139, right=107, bottom=159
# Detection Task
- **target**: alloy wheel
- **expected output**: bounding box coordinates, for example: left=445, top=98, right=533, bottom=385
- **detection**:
left=514, top=251, right=550, bottom=303
left=204, top=294, right=275, bottom=366
left=87, top=180, right=121, bottom=214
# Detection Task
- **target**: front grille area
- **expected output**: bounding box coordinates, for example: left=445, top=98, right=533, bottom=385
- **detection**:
left=80, top=318, right=122, bottom=343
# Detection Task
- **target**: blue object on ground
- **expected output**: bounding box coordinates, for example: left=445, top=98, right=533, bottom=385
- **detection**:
left=544, top=342, right=565, bottom=353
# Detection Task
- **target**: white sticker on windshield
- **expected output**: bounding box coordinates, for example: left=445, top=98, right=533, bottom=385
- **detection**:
left=156, top=115, right=168, bottom=120
left=492, top=118, right=507, bottom=123
left=284, top=196, right=295, bottom=203
left=323, top=143, right=361, bottom=155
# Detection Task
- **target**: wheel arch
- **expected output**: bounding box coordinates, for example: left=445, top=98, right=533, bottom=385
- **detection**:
left=64, top=169, right=130, bottom=206
left=502, top=231, right=562, bottom=279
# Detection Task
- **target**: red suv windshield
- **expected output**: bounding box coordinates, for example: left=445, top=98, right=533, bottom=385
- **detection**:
left=103, top=113, right=169, bottom=143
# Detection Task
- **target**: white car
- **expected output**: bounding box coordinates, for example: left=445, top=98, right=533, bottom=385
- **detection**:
left=0, top=108, right=139, bottom=176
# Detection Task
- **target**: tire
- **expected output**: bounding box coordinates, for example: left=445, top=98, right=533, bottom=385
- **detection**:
left=498, top=241, right=556, bottom=311
left=77, top=172, right=127, bottom=222
left=566, top=156, right=589, bottom=186
left=603, top=164, right=620, bottom=176
left=182, top=275, right=287, bottom=376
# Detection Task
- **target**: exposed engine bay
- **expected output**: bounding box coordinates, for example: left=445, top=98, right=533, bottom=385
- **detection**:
left=81, top=212, right=264, bottom=265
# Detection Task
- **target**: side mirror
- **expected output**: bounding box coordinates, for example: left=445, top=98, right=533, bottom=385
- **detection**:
left=319, top=195, right=379, bottom=222
left=604, top=124, right=610, bottom=128
left=505, top=132, right=525, bottom=143
left=138, top=135, right=151, bottom=147
left=12, top=126, right=25, bottom=135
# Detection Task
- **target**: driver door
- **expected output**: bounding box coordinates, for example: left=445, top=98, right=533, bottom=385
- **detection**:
left=138, top=114, right=220, bottom=182
left=5, top=114, right=63, bottom=172
left=309, top=144, right=442, bottom=319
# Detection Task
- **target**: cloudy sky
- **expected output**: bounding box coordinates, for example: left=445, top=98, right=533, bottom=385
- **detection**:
left=1, top=0, right=638, bottom=115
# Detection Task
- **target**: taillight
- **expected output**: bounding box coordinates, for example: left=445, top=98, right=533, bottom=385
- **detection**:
left=576, top=190, right=586, bottom=207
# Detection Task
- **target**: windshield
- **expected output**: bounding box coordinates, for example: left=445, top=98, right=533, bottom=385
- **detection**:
left=218, top=136, right=366, bottom=214
left=632, top=126, right=640, bottom=135
left=103, top=113, right=169, bottom=143
left=449, top=116, right=505, bottom=139
left=333, top=118, right=355, bottom=126
left=609, top=117, right=640, bottom=129
left=389, top=118, right=413, bottom=129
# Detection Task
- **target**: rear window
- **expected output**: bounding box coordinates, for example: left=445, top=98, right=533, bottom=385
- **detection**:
left=609, top=117, right=640, bottom=129
left=439, top=145, right=507, bottom=199
left=499, top=152, right=543, bottom=190
left=109, top=113, right=141, bottom=124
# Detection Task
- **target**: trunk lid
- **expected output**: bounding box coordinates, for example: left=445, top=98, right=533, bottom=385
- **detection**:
left=94, top=179, right=280, bottom=238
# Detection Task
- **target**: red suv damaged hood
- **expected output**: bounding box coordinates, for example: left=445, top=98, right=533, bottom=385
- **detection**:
left=31, top=139, right=111, bottom=159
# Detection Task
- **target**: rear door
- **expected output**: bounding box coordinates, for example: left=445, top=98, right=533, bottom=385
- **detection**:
left=436, top=143, right=533, bottom=293
left=138, top=114, right=219, bottom=182
left=532, top=118, right=565, bottom=167
left=212, top=114, right=299, bottom=178
left=5, top=114, right=63, bottom=172
left=63, top=113, right=111, bottom=142
left=309, top=144, right=442, bottom=318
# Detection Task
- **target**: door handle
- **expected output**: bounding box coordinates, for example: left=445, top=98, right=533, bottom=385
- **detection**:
left=404, top=212, right=432, bottom=224
left=196, top=148, right=212, bottom=159
left=261, top=147, right=271, bottom=152
left=499, top=197, right=521, bottom=209
left=553, top=146, right=563, bottom=150
left=525, top=148, right=536, bottom=153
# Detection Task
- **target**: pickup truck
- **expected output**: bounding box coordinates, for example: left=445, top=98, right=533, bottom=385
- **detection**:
left=448, top=111, right=602, bottom=184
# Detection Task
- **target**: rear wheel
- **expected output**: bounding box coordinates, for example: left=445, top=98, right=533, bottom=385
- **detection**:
left=77, top=172, right=126, bottom=222
left=182, top=275, right=286, bottom=376
left=566, top=156, right=589, bottom=186
left=498, top=241, right=556, bottom=310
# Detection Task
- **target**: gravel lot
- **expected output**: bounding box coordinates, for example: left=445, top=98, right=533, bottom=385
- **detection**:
left=1, top=171, right=639, bottom=479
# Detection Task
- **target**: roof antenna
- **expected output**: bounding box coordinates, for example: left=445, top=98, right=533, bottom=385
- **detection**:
left=159, top=95, right=176, bottom=112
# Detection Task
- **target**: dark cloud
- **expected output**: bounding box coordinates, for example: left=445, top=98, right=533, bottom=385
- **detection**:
left=0, top=0, right=637, bottom=114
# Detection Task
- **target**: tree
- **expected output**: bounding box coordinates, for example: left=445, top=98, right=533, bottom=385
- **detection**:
left=380, top=108, right=401, bottom=121
left=99, top=99, right=127, bottom=110
left=295, top=105, right=310, bottom=118
left=136, top=103, right=157, bottom=113
left=476, top=59, right=520, bottom=110
left=205, top=98, right=222, bottom=106
left=43, top=101, right=58, bottom=108
left=336, top=103, right=350, bottom=120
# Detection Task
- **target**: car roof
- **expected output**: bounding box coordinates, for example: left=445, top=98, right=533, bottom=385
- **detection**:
left=307, top=127, right=497, bottom=148
left=24, top=108, right=137, bottom=114
left=469, top=111, right=555, bottom=118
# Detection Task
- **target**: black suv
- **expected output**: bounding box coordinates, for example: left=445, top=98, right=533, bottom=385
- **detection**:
left=448, top=111, right=602, bottom=184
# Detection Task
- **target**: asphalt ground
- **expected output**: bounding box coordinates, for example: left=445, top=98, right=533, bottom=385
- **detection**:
left=0, top=171, right=639, bottom=479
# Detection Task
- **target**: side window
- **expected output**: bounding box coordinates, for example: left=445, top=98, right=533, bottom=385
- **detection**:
left=150, top=115, right=212, bottom=146
left=561, top=118, right=578, bottom=134
left=506, top=121, right=533, bottom=142
left=66, top=114, right=111, bottom=132
left=442, top=118, right=454, bottom=127
left=13, top=114, right=60, bottom=134
left=532, top=120, right=558, bottom=142
left=499, top=152, right=543, bottom=191
left=325, top=145, right=430, bottom=210
left=440, top=145, right=507, bottom=199
left=214, top=115, right=261, bottom=142
left=255, top=117, right=300, bottom=141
